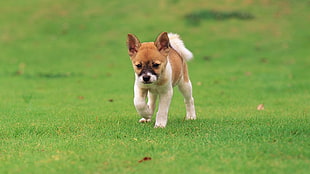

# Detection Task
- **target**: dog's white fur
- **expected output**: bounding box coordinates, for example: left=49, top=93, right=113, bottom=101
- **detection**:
left=127, top=32, right=196, bottom=128
left=167, top=33, right=193, bottom=61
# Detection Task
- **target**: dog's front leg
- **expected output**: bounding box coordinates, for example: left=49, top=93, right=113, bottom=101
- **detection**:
left=134, top=85, right=153, bottom=122
left=154, top=88, right=173, bottom=128
left=147, top=92, right=157, bottom=116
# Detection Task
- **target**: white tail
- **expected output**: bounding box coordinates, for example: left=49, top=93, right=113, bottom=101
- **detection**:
left=168, top=33, right=193, bottom=61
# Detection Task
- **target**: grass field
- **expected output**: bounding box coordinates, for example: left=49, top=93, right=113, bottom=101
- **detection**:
left=0, top=0, right=309, bottom=173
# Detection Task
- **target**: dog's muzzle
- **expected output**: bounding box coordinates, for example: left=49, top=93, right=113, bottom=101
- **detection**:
left=142, top=75, right=151, bottom=83
left=139, top=72, right=157, bottom=84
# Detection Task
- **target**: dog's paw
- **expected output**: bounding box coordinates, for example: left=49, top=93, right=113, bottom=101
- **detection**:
left=154, top=124, right=166, bottom=128
left=185, top=115, right=196, bottom=120
left=154, top=122, right=166, bottom=128
left=139, top=118, right=151, bottom=123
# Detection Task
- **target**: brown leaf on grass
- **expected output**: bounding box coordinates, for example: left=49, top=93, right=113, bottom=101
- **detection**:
left=245, top=71, right=252, bottom=76
left=78, top=96, right=85, bottom=100
left=260, top=58, right=269, bottom=64
left=138, top=157, right=152, bottom=163
left=257, top=104, right=264, bottom=110
left=15, top=63, right=26, bottom=75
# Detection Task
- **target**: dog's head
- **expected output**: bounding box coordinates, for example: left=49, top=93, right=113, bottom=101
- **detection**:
left=127, top=32, right=170, bottom=85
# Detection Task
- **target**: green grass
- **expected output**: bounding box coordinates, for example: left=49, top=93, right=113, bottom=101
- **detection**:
left=0, top=0, right=309, bottom=173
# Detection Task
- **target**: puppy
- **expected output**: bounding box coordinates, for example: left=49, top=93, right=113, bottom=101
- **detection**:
left=127, top=32, right=196, bottom=128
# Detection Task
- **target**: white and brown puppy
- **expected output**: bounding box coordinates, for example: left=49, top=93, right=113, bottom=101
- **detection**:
left=127, top=32, right=196, bottom=128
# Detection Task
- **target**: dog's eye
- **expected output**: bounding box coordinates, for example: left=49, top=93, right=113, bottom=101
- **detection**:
left=136, top=64, right=142, bottom=69
left=152, top=63, right=160, bottom=68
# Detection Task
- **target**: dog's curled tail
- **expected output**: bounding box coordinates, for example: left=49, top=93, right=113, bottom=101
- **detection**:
left=168, top=33, right=193, bottom=61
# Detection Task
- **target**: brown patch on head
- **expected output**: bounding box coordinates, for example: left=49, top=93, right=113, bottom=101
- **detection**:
left=132, top=42, right=168, bottom=79
left=127, top=33, right=170, bottom=83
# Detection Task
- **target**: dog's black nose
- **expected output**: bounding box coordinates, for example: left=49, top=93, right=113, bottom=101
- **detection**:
left=143, top=75, right=151, bottom=82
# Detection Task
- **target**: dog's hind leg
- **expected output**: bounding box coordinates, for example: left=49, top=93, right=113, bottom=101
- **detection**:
left=178, top=80, right=196, bottom=120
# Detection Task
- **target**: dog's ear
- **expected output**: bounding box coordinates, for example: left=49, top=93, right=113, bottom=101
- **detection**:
left=154, top=32, right=170, bottom=55
left=127, top=34, right=141, bottom=57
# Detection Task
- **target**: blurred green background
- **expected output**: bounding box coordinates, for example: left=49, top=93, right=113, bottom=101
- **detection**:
left=0, top=0, right=309, bottom=173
